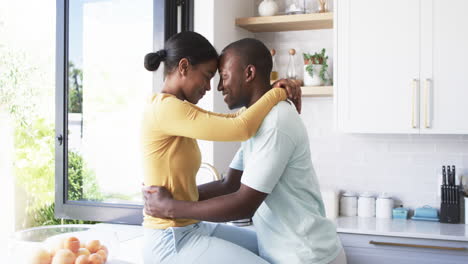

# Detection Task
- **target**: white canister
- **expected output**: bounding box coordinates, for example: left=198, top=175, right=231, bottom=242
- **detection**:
left=340, top=191, right=358, bottom=217
left=358, top=192, right=376, bottom=218
left=321, top=189, right=339, bottom=219
left=376, top=193, right=394, bottom=219
left=258, top=0, right=279, bottom=17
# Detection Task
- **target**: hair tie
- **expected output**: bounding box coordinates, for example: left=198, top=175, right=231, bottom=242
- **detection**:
left=156, top=50, right=167, bottom=60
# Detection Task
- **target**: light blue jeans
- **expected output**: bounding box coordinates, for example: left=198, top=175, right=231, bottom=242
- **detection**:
left=143, top=222, right=269, bottom=264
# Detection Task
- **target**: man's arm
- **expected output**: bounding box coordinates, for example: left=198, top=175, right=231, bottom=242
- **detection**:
left=143, top=128, right=295, bottom=222
left=144, top=183, right=267, bottom=222
left=197, top=168, right=243, bottom=201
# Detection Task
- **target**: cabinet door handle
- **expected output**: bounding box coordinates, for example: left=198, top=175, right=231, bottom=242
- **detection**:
left=411, top=79, right=420, bottom=128
left=424, top=78, right=432, bottom=128
left=369, top=240, right=467, bottom=251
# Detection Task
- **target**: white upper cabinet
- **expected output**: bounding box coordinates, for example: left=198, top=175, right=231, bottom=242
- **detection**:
left=420, top=0, right=468, bottom=134
left=336, top=0, right=468, bottom=134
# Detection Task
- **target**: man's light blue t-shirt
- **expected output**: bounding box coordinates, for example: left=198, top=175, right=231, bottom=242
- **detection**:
left=229, top=101, right=342, bottom=264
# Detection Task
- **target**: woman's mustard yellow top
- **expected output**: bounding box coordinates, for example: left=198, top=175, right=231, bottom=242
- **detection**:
left=141, top=88, right=287, bottom=229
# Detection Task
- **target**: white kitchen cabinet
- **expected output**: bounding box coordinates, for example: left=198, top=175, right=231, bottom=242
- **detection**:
left=336, top=0, right=468, bottom=134
left=340, top=233, right=468, bottom=264
left=420, top=0, right=468, bottom=134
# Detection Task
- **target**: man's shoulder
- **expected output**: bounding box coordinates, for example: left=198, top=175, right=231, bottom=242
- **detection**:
left=261, top=101, right=300, bottom=131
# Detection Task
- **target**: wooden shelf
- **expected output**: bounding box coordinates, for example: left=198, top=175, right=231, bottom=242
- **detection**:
left=301, top=86, right=333, bottom=97
left=236, top=13, right=333, bottom=33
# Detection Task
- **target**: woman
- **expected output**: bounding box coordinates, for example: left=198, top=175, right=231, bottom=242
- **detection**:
left=141, top=31, right=299, bottom=263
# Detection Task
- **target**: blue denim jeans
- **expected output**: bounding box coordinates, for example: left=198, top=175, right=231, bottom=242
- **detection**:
left=143, top=222, right=269, bottom=264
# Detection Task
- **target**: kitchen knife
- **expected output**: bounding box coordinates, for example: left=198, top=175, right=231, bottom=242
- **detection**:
left=453, top=165, right=458, bottom=204
left=441, top=186, right=446, bottom=204
left=445, top=166, right=452, bottom=204
left=442, top=166, right=447, bottom=186
left=451, top=165, right=455, bottom=204
left=452, top=165, right=456, bottom=185
left=447, top=166, right=452, bottom=185
left=442, top=166, right=447, bottom=204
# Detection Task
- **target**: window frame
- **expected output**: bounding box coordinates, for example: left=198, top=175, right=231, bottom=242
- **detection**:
left=55, top=0, right=193, bottom=224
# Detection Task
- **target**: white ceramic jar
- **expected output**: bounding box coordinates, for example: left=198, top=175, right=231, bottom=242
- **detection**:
left=340, top=191, right=358, bottom=217
left=358, top=192, right=376, bottom=218
left=321, top=189, right=339, bottom=219
left=303, top=64, right=324, bottom=86
left=258, top=0, right=279, bottom=17
left=376, top=193, right=393, bottom=219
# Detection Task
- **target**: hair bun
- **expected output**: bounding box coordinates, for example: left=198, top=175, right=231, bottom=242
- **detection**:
left=156, top=49, right=167, bottom=60
left=144, top=49, right=167, bottom=71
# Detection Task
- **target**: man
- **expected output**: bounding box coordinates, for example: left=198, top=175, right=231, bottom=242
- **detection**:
left=143, top=38, right=345, bottom=264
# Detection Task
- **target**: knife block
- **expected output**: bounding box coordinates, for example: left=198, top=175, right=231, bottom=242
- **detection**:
left=440, top=186, right=461, bottom=224
left=440, top=203, right=460, bottom=223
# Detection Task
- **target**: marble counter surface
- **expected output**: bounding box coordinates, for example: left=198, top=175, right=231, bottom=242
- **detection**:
left=335, top=216, right=468, bottom=242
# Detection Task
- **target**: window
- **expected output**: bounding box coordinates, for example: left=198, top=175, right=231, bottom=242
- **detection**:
left=55, top=0, right=193, bottom=224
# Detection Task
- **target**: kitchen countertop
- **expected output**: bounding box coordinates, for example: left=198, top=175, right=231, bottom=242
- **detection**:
left=335, top=216, right=468, bottom=242
left=86, top=218, right=468, bottom=263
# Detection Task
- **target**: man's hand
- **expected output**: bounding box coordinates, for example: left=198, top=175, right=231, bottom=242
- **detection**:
left=272, top=79, right=302, bottom=114
left=142, top=185, right=174, bottom=218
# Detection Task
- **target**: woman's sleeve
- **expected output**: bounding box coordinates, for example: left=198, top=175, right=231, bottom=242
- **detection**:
left=155, top=88, right=287, bottom=141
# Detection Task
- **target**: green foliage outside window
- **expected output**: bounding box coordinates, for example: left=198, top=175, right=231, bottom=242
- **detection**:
left=1, top=45, right=102, bottom=228
left=68, top=62, right=83, bottom=113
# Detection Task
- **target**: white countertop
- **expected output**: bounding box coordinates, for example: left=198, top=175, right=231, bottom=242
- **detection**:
left=335, top=217, right=468, bottom=242
left=85, top=218, right=468, bottom=263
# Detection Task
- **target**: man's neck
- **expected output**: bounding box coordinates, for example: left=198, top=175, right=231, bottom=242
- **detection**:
left=246, top=80, right=271, bottom=108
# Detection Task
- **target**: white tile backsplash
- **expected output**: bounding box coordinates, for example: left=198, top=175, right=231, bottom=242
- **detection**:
left=301, top=99, right=468, bottom=209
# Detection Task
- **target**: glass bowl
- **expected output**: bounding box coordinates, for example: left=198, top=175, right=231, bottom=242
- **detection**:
left=9, top=224, right=119, bottom=263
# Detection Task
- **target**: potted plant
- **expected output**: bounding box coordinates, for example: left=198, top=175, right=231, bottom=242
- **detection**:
left=303, top=48, right=329, bottom=86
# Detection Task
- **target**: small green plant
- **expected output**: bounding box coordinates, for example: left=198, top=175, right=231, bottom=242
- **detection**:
left=303, top=48, right=329, bottom=82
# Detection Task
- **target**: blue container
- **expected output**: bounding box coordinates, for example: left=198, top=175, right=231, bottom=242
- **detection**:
left=392, top=207, right=408, bottom=219
left=411, top=205, right=439, bottom=221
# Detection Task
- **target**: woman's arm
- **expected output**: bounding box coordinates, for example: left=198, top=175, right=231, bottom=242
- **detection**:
left=155, top=87, right=287, bottom=141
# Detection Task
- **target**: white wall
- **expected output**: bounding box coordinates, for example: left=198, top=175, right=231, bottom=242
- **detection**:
left=194, top=0, right=254, bottom=175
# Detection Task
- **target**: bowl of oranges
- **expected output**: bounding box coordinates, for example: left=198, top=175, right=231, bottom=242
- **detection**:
left=9, top=224, right=119, bottom=264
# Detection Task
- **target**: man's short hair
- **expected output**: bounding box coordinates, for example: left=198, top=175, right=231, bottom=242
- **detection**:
left=222, top=38, right=272, bottom=81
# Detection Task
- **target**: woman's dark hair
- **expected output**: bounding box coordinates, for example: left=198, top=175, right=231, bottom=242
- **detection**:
left=144, top=31, right=218, bottom=76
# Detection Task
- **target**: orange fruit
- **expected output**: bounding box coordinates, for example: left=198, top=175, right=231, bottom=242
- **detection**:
left=86, top=240, right=101, bottom=254
left=99, top=245, right=109, bottom=256
left=63, top=237, right=80, bottom=254
left=96, top=249, right=107, bottom=262
left=76, top=248, right=91, bottom=257
left=88, top=253, right=104, bottom=264
left=51, top=249, right=76, bottom=264
left=48, top=237, right=66, bottom=256
left=30, top=248, right=52, bottom=264
left=75, top=255, right=89, bottom=264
